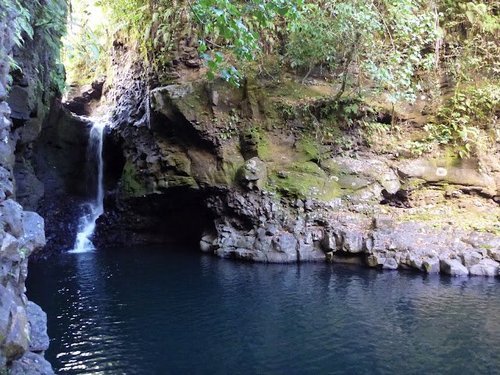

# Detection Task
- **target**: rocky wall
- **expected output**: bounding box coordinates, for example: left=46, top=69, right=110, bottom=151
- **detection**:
left=0, top=1, right=66, bottom=373
left=94, top=44, right=499, bottom=278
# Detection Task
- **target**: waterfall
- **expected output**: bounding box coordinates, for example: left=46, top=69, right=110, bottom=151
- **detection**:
left=70, top=119, right=106, bottom=253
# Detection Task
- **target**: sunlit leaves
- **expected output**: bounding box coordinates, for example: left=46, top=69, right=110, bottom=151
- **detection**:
left=287, top=0, right=437, bottom=102
left=193, top=0, right=302, bottom=85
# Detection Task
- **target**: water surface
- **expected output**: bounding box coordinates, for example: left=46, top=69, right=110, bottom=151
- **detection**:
left=28, top=247, right=500, bottom=374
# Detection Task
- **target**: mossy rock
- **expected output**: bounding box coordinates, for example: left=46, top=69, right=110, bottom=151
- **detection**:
left=165, top=153, right=191, bottom=176
left=120, top=161, right=148, bottom=198
left=210, top=161, right=242, bottom=187
left=158, top=175, right=199, bottom=190
left=296, top=136, right=321, bottom=162
left=268, top=161, right=342, bottom=201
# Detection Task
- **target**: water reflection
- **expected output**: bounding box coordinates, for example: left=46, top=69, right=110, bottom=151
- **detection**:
left=28, top=247, right=499, bottom=374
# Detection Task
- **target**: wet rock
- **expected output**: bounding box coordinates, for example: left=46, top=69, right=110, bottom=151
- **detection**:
left=321, top=231, right=338, bottom=252
left=27, top=302, right=50, bottom=353
left=408, top=255, right=423, bottom=271
left=9, top=351, right=54, bottom=375
left=366, top=254, right=384, bottom=268
left=469, top=259, right=499, bottom=277
left=440, top=259, right=469, bottom=277
left=215, top=247, right=267, bottom=262
left=297, top=242, right=325, bottom=262
left=330, top=254, right=365, bottom=265
left=199, top=233, right=217, bottom=253
left=7, top=86, right=32, bottom=120
left=383, top=257, right=399, bottom=270
left=63, top=79, right=105, bottom=116
left=422, top=257, right=440, bottom=273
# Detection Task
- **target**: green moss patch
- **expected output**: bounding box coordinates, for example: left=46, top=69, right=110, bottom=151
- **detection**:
left=120, top=161, right=148, bottom=198
left=268, top=161, right=342, bottom=201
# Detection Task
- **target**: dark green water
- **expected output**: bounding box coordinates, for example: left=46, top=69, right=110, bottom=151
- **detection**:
left=27, top=247, right=500, bottom=374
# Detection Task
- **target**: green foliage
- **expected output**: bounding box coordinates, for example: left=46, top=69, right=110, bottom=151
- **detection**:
left=0, top=0, right=32, bottom=87
left=0, top=0, right=66, bottom=94
left=441, top=0, right=499, bottom=81
left=287, top=0, right=437, bottom=102
left=94, top=0, right=191, bottom=77
left=0, top=0, right=33, bottom=48
left=407, top=1, right=500, bottom=158
left=63, top=1, right=107, bottom=84
left=193, top=0, right=302, bottom=85
left=425, top=84, right=499, bottom=157
left=33, top=0, right=67, bottom=94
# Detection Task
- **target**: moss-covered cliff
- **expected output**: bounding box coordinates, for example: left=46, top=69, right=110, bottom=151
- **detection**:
left=83, top=37, right=500, bottom=277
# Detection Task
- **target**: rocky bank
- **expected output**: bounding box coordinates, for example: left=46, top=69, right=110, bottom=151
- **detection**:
left=84, top=43, right=500, bottom=278
left=0, top=3, right=497, bottom=374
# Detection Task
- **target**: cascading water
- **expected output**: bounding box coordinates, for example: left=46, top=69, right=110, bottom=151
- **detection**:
left=70, top=119, right=106, bottom=253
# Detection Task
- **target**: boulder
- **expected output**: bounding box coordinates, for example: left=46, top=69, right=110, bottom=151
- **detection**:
left=487, top=248, right=500, bottom=262
left=422, top=257, right=440, bottom=273
left=460, top=251, right=483, bottom=268
left=27, top=302, right=50, bottom=353
left=469, top=259, right=499, bottom=277
left=398, top=157, right=496, bottom=196
left=323, top=157, right=401, bottom=194
left=199, top=233, right=217, bottom=253
left=342, top=231, right=364, bottom=253
left=21, top=212, right=45, bottom=252
left=321, top=231, right=338, bottom=252
left=366, top=254, right=385, bottom=268
left=382, top=257, right=399, bottom=270
left=237, top=157, right=267, bottom=191
left=3, top=306, right=29, bottom=361
left=297, top=242, right=325, bottom=262
left=440, top=259, right=469, bottom=276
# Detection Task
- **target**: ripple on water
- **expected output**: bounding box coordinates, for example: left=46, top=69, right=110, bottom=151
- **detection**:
left=27, top=247, right=500, bottom=375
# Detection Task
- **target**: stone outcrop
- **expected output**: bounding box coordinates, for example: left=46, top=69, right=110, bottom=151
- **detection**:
left=92, top=46, right=499, bottom=278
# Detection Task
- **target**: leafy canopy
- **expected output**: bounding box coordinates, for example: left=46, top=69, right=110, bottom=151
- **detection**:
left=193, top=0, right=437, bottom=102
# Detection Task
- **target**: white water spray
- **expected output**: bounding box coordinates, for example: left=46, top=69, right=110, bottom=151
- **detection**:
left=70, top=119, right=106, bottom=253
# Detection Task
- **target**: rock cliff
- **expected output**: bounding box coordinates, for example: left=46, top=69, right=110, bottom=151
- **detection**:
left=0, top=0, right=66, bottom=372
left=92, top=45, right=499, bottom=277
